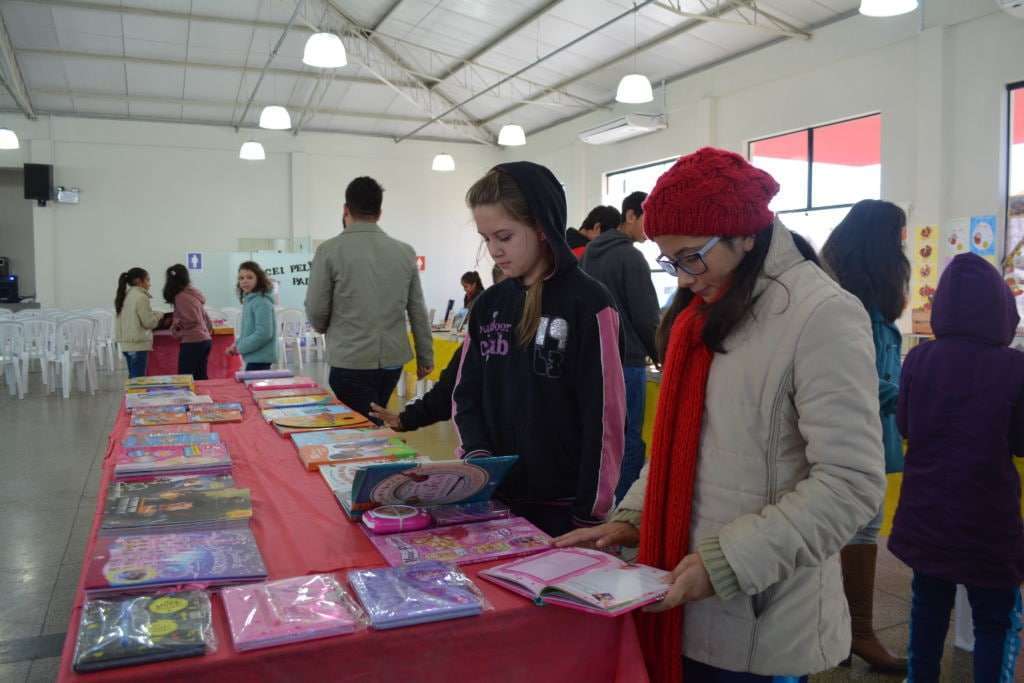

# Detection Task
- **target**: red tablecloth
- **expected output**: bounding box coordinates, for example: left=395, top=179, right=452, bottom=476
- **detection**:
left=148, top=332, right=242, bottom=379
left=57, top=380, right=648, bottom=682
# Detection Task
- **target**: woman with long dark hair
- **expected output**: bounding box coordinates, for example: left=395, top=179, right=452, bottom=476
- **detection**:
left=114, top=267, right=161, bottom=378
left=821, top=199, right=910, bottom=673
left=163, top=264, right=212, bottom=379
left=460, top=271, right=485, bottom=309
left=227, top=261, right=278, bottom=371
left=557, top=148, right=885, bottom=682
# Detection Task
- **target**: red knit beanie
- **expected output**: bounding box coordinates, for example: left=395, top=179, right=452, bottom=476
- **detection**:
left=643, top=147, right=780, bottom=238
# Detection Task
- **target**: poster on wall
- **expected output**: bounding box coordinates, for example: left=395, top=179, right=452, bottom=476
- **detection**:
left=1006, top=196, right=1024, bottom=338
left=910, top=225, right=938, bottom=336
left=943, top=218, right=969, bottom=270
left=229, top=252, right=313, bottom=311
left=969, top=215, right=997, bottom=264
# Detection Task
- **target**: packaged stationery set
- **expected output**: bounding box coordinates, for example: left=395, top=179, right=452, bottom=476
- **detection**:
left=347, top=561, right=488, bottom=629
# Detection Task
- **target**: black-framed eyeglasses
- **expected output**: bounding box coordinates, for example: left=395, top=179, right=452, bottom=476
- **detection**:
left=656, top=237, right=722, bottom=276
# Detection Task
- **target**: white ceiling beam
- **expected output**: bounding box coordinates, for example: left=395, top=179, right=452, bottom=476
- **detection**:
left=0, top=11, right=34, bottom=117
left=370, top=0, right=405, bottom=31
left=655, top=1, right=810, bottom=39
left=233, top=0, right=303, bottom=129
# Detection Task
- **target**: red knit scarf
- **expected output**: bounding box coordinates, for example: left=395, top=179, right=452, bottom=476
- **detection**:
left=635, top=295, right=714, bottom=683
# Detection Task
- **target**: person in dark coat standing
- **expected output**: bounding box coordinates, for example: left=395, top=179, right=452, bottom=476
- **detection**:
left=889, top=253, right=1024, bottom=682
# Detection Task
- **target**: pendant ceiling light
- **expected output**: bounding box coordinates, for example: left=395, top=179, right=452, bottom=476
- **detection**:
left=259, top=105, right=291, bottom=130
left=431, top=153, right=455, bottom=171
left=616, top=2, right=654, bottom=104
left=239, top=141, right=266, bottom=160
left=303, top=32, right=347, bottom=68
left=859, top=0, right=918, bottom=17
left=0, top=128, right=19, bottom=150
left=498, top=124, right=526, bottom=146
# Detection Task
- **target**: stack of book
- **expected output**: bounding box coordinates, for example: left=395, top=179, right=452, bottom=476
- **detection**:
left=291, top=428, right=416, bottom=471
left=100, top=481, right=252, bottom=535
left=130, top=402, right=244, bottom=426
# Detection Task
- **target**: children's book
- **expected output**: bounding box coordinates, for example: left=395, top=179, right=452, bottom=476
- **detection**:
left=188, top=403, right=244, bottom=423
left=234, top=369, right=293, bottom=382
left=222, top=574, right=362, bottom=651
left=101, top=488, right=252, bottom=533
left=130, top=410, right=189, bottom=427
left=346, top=456, right=517, bottom=519
left=126, top=393, right=213, bottom=410
left=107, top=475, right=236, bottom=500
left=121, top=431, right=221, bottom=449
left=428, top=500, right=512, bottom=526
left=126, top=375, right=194, bottom=389
left=367, top=517, right=551, bottom=567
left=72, top=591, right=213, bottom=672
left=84, top=528, right=267, bottom=596
left=260, top=404, right=352, bottom=423
left=247, top=386, right=329, bottom=400
left=124, top=423, right=210, bottom=437
left=125, top=385, right=194, bottom=396
left=273, top=412, right=373, bottom=435
left=289, top=427, right=398, bottom=448
left=347, top=561, right=483, bottom=630
left=247, top=376, right=319, bottom=392
left=257, top=394, right=338, bottom=410
left=113, top=443, right=231, bottom=477
left=479, top=548, right=671, bottom=617
left=320, top=457, right=430, bottom=516
left=297, top=437, right=417, bottom=471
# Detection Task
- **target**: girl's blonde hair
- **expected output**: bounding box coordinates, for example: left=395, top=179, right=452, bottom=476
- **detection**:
left=466, top=168, right=547, bottom=347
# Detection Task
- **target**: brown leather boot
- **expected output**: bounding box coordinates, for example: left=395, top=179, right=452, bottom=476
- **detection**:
left=840, top=544, right=908, bottom=673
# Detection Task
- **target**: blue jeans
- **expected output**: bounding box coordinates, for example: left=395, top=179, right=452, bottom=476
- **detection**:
left=849, top=499, right=885, bottom=545
left=123, top=351, right=148, bottom=379
left=683, top=658, right=807, bottom=682
left=908, top=571, right=1022, bottom=682
left=616, top=366, right=647, bottom=503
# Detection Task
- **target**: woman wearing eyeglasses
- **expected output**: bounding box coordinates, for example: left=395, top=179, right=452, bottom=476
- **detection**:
left=556, top=148, right=886, bottom=683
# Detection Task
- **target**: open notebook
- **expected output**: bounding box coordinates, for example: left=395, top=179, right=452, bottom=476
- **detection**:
left=479, top=547, right=670, bottom=617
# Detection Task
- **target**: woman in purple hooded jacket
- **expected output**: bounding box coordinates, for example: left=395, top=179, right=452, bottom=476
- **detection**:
left=889, top=252, right=1024, bottom=682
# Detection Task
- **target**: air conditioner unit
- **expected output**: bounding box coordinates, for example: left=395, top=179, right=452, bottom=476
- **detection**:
left=578, top=113, right=667, bottom=145
left=996, top=0, right=1024, bottom=18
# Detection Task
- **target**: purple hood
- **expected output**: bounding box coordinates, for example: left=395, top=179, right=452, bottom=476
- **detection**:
left=931, top=253, right=1019, bottom=347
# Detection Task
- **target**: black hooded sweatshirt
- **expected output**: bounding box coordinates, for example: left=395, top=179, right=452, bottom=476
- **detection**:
left=452, top=162, right=626, bottom=528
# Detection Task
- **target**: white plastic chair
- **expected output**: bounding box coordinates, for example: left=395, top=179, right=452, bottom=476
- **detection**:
left=277, top=308, right=307, bottom=370
left=0, top=309, right=13, bottom=320
left=85, top=309, right=116, bottom=371
left=20, top=319, right=57, bottom=392
left=54, top=317, right=97, bottom=398
left=220, top=306, right=242, bottom=333
left=204, top=307, right=227, bottom=327
left=0, top=321, right=26, bottom=399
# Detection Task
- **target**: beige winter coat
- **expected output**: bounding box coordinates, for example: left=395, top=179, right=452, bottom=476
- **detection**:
left=612, top=223, right=886, bottom=676
left=116, top=286, right=162, bottom=352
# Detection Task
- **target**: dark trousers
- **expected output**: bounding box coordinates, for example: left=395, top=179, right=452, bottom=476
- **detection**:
left=178, top=340, right=212, bottom=380
left=245, top=362, right=272, bottom=371
left=908, top=571, right=1022, bottom=682
left=122, top=351, right=148, bottom=379
left=504, top=500, right=574, bottom=538
left=616, top=365, right=648, bottom=502
left=329, top=367, right=402, bottom=422
left=683, top=658, right=807, bottom=683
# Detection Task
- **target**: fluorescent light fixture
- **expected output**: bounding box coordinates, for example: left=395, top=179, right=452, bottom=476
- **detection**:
left=859, top=0, right=918, bottom=17
left=615, top=74, right=654, bottom=104
left=239, top=141, right=266, bottom=160
left=303, top=32, right=347, bottom=68
left=0, top=128, right=19, bottom=150
left=259, top=105, right=291, bottom=130
left=431, top=153, right=455, bottom=171
left=498, top=124, right=526, bottom=146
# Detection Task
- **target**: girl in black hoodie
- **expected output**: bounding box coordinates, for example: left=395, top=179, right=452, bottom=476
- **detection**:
left=451, top=162, right=626, bottom=536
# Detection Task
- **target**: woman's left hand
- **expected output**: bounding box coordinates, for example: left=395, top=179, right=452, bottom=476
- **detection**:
left=643, top=553, right=715, bottom=613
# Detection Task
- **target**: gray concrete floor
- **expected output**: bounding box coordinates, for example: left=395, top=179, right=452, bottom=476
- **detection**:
left=0, top=359, right=997, bottom=682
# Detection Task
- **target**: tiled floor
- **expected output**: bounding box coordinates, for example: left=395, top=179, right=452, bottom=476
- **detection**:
left=0, top=359, right=1010, bottom=681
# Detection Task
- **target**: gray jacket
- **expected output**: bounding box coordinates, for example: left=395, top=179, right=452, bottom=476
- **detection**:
left=581, top=229, right=660, bottom=366
left=305, top=222, right=433, bottom=371
left=612, top=223, right=885, bottom=675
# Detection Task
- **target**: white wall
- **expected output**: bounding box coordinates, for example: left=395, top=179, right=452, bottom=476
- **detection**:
left=0, top=168, right=34, bottom=295
left=511, top=0, right=1023, bottom=254
left=0, top=115, right=501, bottom=315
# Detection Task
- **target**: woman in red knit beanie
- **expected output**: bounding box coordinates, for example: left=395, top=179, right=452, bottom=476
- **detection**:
left=557, top=147, right=886, bottom=683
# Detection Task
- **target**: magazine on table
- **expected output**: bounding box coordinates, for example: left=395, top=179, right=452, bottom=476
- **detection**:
left=100, top=487, right=252, bottom=534
left=367, top=516, right=551, bottom=567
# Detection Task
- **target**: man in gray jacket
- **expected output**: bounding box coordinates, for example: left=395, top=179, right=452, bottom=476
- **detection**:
left=305, top=176, right=433, bottom=421
left=580, top=196, right=660, bottom=501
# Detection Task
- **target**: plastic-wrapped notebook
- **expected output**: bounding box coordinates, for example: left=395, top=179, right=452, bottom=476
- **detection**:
left=234, top=369, right=293, bottom=382
left=72, top=591, right=213, bottom=672
left=250, top=386, right=330, bottom=400
left=290, top=427, right=397, bottom=448
left=122, top=431, right=221, bottom=449
left=113, top=444, right=231, bottom=478
left=260, top=404, right=353, bottom=423
left=101, top=487, right=252, bottom=533
left=247, top=376, right=319, bottom=392
left=130, top=409, right=189, bottom=427
left=188, top=403, right=244, bottom=423
left=126, top=393, right=213, bottom=410
left=126, top=374, right=194, bottom=389
left=125, top=423, right=210, bottom=436
left=273, top=412, right=373, bottom=435
left=347, top=561, right=483, bottom=629
left=84, top=528, right=268, bottom=596
left=257, top=394, right=338, bottom=410
left=222, top=574, right=362, bottom=651
left=297, top=437, right=417, bottom=471
left=107, top=474, right=236, bottom=500
left=479, top=548, right=671, bottom=617
left=429, top=500, right=512, bottom=526
left=367, top=517, right=551, bottom=567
